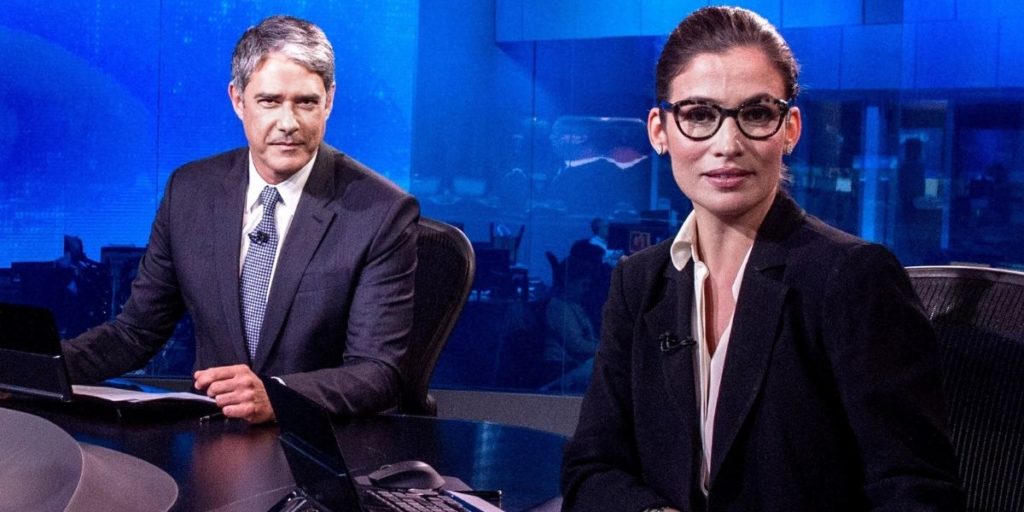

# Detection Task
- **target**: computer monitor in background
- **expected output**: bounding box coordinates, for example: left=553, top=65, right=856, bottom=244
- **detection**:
left=607, top=221, right=675, bottom=256
left=471, top=245, right=512, bottom=297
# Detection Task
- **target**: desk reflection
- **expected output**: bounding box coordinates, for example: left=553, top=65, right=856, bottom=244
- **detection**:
left=3, top=403, right=564, bottom=511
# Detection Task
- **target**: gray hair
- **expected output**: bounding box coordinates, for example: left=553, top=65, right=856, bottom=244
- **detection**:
left=231, top=15, right=335, bottom=92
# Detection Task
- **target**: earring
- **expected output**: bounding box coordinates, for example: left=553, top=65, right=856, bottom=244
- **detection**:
left=784, top=144, right=793, bottom=155
left=656, top=145, right=666, bottom=156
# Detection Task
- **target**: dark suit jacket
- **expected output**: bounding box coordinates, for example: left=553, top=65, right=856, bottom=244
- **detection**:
left=562, top=193, right=962, bottom=511
left=64, top=144, right=419, bottom=416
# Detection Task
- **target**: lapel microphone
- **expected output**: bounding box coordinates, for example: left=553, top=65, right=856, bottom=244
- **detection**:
left=659, top=332, right=696, bottom=353
left=248, top=230, right=270, bottom=245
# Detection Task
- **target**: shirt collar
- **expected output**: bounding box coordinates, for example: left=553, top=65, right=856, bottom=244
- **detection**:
left=244, top=150, right=317, bottom=213
left=670, top=210, right=699, bottom=271
left=670, top=209, right=755, bottom=300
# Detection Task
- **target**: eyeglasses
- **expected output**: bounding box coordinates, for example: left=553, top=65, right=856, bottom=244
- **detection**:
left=658, top=97, right=791, bottom=141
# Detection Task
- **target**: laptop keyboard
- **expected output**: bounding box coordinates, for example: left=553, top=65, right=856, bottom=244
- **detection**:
left=365, top=489, right=472, bottom=512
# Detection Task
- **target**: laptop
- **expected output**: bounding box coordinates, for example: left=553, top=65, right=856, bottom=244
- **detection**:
left=262, top=376, right=499, bottom=512
left=0, top=302, right=217, bottom=417
left=0, top=302, right=74, bottom=401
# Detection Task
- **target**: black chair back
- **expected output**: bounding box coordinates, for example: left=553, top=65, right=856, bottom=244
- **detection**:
left=397, top=217, right=474, bottom=415
left=908, top=265, right=1024, bottom=512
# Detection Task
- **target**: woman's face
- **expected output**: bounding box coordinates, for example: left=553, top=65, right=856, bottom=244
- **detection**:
left=648, top=45, right=801, bottom=224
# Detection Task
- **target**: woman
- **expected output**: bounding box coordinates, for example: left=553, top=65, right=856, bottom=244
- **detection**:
left=560, top=7, right=962, bottom=511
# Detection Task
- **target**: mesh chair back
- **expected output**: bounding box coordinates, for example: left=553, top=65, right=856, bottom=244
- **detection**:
left=908, top=265, right=1024, bottom=512
left=398, top=217, right=474, bottom=415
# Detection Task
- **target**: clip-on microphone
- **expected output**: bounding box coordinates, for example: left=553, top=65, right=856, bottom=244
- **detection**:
left=659, top=332, right=695, bottom=353
left=248, top=230, right=270, bottom=245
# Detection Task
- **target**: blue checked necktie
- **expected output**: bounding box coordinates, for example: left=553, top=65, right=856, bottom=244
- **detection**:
left=240, top=186, right=282, bottom=360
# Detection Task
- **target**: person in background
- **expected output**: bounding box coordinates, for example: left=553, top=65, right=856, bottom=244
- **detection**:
left=542, top=240, right=604, bottom=393
left=589, top=217, right=610, bottom=252
left=63, top=15, right=418, bottom=424
left=561, top=6, right=962, bottom=511
left=587, top=217, right=624, bottom=267
left=54, top=235, right=109, bottom=338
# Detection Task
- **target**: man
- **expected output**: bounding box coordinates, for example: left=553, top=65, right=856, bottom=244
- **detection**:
left=584, top=217, right=623, bottom=267
left=63, top=15, right=419, bottom=424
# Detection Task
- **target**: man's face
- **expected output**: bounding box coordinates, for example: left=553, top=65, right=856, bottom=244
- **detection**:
left=229, top=52, right=335, bottom=184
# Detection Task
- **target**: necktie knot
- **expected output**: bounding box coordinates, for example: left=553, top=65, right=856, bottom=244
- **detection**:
left=259, top=186, right=281, bottom=214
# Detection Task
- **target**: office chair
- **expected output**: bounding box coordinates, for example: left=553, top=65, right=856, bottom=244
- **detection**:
left=907, top=265, right=1024, bottom=512
left=397, top=217, right=475, bottom=416
left=545, top=251, right=565, bottom=292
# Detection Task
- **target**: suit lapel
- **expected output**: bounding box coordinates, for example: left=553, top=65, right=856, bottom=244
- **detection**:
left=708, top=193, right=801, bottom=487
left=643, top=260, right=704, bottom=494
left=213, top=152, right=250, bottom=365
left=252, top=150, right=337, bottom=371
left=645, top=262, right=698, bottom=420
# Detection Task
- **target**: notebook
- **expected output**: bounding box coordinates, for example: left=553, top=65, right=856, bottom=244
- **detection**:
left=262, top=376, right=501, bottom=512
left=0, top=302, right=217, bottom=416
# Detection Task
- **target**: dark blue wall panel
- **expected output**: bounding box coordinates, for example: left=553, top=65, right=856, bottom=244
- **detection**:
left=958, top=0, right=1024, bottom=19
left=903, top=0, right=955, bottom=22
left=999, top=18, right=1024, bottom=87
left=841, top=24, right=905, bottom=89
left=914, top=20, right=999, bottom=89
left=782, top=0, right=861, bottom=27
left=783, top=27, right=843, bottom=90
left=640, top=0, right=708, bottom=35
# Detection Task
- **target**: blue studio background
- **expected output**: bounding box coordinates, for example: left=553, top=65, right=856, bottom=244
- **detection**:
left=2, top=0, right=1023, bottom=395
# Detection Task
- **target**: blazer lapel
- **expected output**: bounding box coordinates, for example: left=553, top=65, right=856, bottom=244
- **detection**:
left=252, top=152, right=337, bottom=371
left=213, top=154, right=250, bottom=365
left=643, top=260, right=703, bottom=495
left=645, top=261, right=699, bottom=420
left=708, top=192, right=803, bottom=488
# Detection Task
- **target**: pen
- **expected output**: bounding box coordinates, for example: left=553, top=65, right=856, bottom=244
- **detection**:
left=198, top=411, right=225, bottom=424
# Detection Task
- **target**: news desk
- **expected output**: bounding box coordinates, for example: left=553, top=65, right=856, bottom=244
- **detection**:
left=2, top=402, right=566, bottom=511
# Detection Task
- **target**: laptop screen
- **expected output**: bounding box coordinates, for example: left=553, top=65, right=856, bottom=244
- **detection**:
left=0, top=302, right=62, bottom=355
left=0, top=303, right=73, bottom=401
left=262, top=376, right=365, bottom=511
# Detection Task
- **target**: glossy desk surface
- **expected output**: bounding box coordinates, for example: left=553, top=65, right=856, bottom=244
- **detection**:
left=2, top=402, right=566, bottom=511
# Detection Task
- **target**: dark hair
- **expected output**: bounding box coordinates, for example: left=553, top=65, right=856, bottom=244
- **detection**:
left=231, top=15, right=335, bottom=92
left=654, top=6, right=799, bottom=102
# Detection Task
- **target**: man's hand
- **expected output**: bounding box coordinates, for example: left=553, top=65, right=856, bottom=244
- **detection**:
left=194, top=364, right=275, bottom=424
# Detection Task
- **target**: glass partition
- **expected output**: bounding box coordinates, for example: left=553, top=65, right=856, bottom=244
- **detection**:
left=2, top=2, right=1022, bottom=395
left=423, top=33, right=1024, bottom=394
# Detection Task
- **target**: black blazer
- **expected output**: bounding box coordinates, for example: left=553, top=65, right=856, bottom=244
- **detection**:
left=65, top=144, right=419, bottom=416
left=562, top=193, right=962, bottom=511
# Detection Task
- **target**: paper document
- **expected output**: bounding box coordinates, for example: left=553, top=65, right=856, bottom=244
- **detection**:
left=72, top=385, right=216, bottom=404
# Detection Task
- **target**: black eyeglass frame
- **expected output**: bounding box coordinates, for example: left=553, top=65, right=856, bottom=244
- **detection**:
left=658, top=98, right=792, bottom=142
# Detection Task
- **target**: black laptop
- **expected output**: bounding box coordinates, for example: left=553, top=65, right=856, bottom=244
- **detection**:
left=0, top=303, right=218, bottom=417
left=262, top=376, right=498, bottom=512
left=0, top=303, right=74, bottom=401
